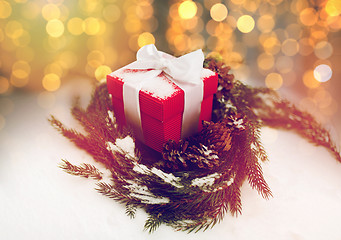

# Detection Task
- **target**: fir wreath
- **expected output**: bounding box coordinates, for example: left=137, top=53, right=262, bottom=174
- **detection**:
left=49, top=55, right=341, bottom=233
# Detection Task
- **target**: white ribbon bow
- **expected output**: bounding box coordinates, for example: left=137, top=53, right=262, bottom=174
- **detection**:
left=129, top=44, right=204, bottom=84
left=122, top=44, right=205, bottom=143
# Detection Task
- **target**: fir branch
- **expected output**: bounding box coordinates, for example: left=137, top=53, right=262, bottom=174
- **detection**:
left=125, top=203, right=137, bottom=219
left=256, top=99, right=341, bottom=163
left=95, top=181, right=134, bottom=204
left=144, top=215, right=163, bottom=233
left=246, top=156, right=272, bottom=199
left=51, top=56, right=340, bottom=233
left=58, top=159, right=103, bottom=180
left=49, top=115, right=89, bottom=149
left=49, top=115, right=114, bottom=168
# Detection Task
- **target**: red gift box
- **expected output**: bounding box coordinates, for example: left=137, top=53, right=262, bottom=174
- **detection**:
left=106, top=44, right=218, bottom=152
left=107, top=68, right=218, bottom=152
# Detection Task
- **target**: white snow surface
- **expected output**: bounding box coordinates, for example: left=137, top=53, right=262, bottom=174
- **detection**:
left=1, top=78, right=341, bottom=240
left=106, top=136, right=136, bottom=159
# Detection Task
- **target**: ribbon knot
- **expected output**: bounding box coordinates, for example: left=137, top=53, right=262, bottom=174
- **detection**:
left=128, top=44, right=204, bottom=84
left=159, top=57, right=170, bottom=71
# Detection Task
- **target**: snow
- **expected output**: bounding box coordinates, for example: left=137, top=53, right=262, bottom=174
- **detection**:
left=125, top=181, right=170, bottom=204
left=150, top=167, right=183, bottom=188
left=106, top=136, right=136, bottom=160
left=140, top=75, right=177, bottom=99
left=201, top=68, right=216, bottom=78
left=112, top=67, right=177, bottom=99
left=1, top=78, right=341, bottom=240
left=191, top=173, right=221, bottom=188
left=132, top=163, right=150, bottom=174
left=106, top=110, right=115, bottom=124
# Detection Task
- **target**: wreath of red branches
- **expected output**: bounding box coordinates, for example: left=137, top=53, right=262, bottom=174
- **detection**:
left=50, top=56, right=340, bottom=233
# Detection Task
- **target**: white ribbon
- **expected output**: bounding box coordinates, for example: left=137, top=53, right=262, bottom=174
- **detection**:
left=122, top=44, right=204, bottom=141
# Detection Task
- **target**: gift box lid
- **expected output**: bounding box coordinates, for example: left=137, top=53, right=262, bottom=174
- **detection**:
left=107, top=67, right=217, bottom=122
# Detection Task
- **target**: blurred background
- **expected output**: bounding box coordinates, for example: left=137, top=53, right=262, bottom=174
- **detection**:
left=0, top=0, right=340, bottom=142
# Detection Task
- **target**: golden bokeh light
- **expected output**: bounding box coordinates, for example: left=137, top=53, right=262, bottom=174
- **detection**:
left=299, top=8, right=318, bottom=26
left=128, top=34, right=139, bottom=51
left=136, top=2, right=154, bottom=20
left=0, top=0, right=12, bottom=19
left=303, top=70, right=321, bottom=88
left=325, top=0, right=341, bottom=17
left=102, top=46, right=118, bottom=66
left=286, top=24, right=302, bottom=39
left=137, top=32, right=155, bottom=47
left=205, top=20, right=219, bottom=36
left=42, top=73, right=61, bottom=92
left=46, top=19, right=65, bottom=38
left=261, top=34, right=281, bottom=54
left=275, top=55, right=294, bottom=73
left=103, top=4, right=121, bottom=22
left=173, top=34, right=190, bottom=52
left=257, top=15, right=275, bottom=33
left=58, top=51, right=78, bottom=69
left=180, top=17, right=198, bottom=30
left=12, top=30, right=31, bottom=47
left=265, top=72, right=283, bottom=90
left=204, top=0, right=223, bottom=9
left=298, top=38, right=314, bottom=56
left=243, top=2, right=257, bottom=13
left=79, top=0, right=101, bottom=14
left=0, top=0, right=339, bottom=130
left=210, top=3, right=228, bottom=22
left=237, top=15, right=255, bottom=33
left=230, top=0, right=246, bottom=5
left=95, top=65, right=112, bottom=81
left=67, top=18, right=84, bottom=35
left=327, top=15, right=341, bottom=31
left=189, top=33, right=205, bottom=49
left=178, top=1, right=197, bottom=19
left=5, top=21, right=23, bottom=39
left=12, top=60, right=31, bottom=79
left=257, top=53, right=275, bottom=71
left=10, top=75, right=29, bottom=88
left=42, top=4, right=61, bottom=21
left=87, top=50, right=105, bottom=68
left=82, top=17, right=101, bottom=35
left=281, top=38, right=299, bottom=56
left=22, top=2, right=40, bottom=19
left=124, top=18, right=142, bottom=33
left=46, top=35, right=67, bottom=51
left=314, top=41, right=333, bottom=59
left=0, top=77, right=10, bottom=94
left=44, top=62, right=64, bottom=77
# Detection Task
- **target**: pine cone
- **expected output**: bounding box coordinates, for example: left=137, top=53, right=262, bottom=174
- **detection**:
left=161, top=139, right=220, bottom=172
left=200, top=121, right=232, bottom=153
left=223, top=113, right=247, bottom=132
left=204, top=56, right=235, bottom=91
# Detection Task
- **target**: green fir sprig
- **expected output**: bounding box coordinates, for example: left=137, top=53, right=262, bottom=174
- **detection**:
left=50, top=55, right=340, bottom=233
left=59, top=159, right=103, bottom=180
